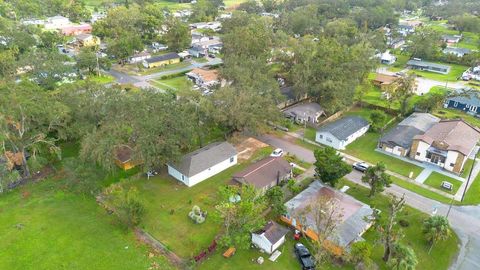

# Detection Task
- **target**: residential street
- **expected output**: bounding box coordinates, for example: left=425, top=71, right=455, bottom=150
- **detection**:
left=107, top=58, right=223, bottom=89
left=376, top=67, right=467, bottom=94
left=258, top=134, right=480, bottom=270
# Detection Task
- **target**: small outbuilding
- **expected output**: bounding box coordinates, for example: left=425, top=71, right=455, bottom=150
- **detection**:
left=252, top=221, right=289, bottom=255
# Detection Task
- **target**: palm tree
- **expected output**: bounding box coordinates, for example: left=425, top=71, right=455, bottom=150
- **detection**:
left=423, top=215, right=452, bottom=254
left=388, top=243, right=418, bottom=270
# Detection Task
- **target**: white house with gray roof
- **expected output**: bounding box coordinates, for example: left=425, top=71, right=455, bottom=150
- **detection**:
left=315, top=116, right=370, bottom=150
left=167, top=141, right=237, bottom=187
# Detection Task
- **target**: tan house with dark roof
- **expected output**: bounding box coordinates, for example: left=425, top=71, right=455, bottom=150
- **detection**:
left=372, top=73, right=399, bottom=89
left=232, top=157, right=292, bottom=193
left=410, top=119, right=480, bottom=173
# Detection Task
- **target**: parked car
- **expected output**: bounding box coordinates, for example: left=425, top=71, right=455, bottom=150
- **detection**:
left=208, top=53, right=216, bottom=58
left=270, top=148, right=284, bottom=157
left=352, top=162, right=369, bottom=172
left=294, top=243, right=315, bottom=270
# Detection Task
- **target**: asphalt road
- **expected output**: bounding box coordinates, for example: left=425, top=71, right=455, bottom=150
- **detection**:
left=258, top=134, right=480, bottom=270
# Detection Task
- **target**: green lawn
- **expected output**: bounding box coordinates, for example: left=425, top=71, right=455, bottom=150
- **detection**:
left=127, top=147, right=273, bottom=258
left=0, top=181, right=174, bottom=270
left=390, top=176, right=453, bottom=204
left=434, top=108, right=480, bottom=127
left=426, top=23, right=480, bottom=50
left=304, top=127, right=316, bottom=141
left=461, top=159, right=475, bottom=178
left=343, top=131, right=423, bottom=178
left=424, top=172, right=464, bottom=194
left=408, top=62, right=468, bottom=82
left=339, top=179, right=459, bottom=270
left=151, top=76, right=193, bottom=91
left=88, top=74, right=116, bottom=84
left=462, top=170, right=480, bottom=205
left=389, top=53, right=411, bottom=72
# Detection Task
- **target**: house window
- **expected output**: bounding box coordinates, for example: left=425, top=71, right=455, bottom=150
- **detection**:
left=230, top=156, right=234, bottom=163
left=326, top=138, right=333, bottom=143
left=416, top=152, right=421, bottom=156
left=426, top=152, right=432, bottom=159
left=181, top=175, right=185, bottom=181
left=454, top=101, right=458, bottom=107
left=450, top=163, right=455, bottom=167
left=319, top=134, right=323, bottom=139
left=471, top=106, right=477, bottom=112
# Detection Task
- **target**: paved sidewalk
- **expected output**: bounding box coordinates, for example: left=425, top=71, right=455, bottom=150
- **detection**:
left=415, top=168, right=433, bottom=184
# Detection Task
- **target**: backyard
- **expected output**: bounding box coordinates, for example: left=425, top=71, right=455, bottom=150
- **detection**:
left=0, top=180, right=174, bottom=270
left=125, top=147, right=273, bottom=259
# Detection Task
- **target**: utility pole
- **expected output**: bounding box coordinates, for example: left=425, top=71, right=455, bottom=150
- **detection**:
left=461, top=148, right=479, bottom=202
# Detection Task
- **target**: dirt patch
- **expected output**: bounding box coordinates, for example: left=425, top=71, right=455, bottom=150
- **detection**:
left=234, top=137, right=268, bottom=162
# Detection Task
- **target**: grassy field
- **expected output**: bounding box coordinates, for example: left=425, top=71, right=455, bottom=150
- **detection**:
left=139, top=61, right=192, bottom=75
left=0, top=180, right=174, bottom=270
left=339, top=179, right=459, bottom=270
left=408, top=62, right=468, bottom=82
left=390, top=176, right=453, bottom=204
left=388, top=53, right=411, bottom=72
left=151, top=76, right=193, bottom=91
left=127, top=147, right=272, bottom=258
left=423, top=172, right=464, bottom=194
left=88, top=74, right=116, bottom=84
left=463, top=169, right=480, bottom=205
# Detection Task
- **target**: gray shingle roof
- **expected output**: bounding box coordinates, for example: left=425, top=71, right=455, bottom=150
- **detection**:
left=407, top=59, right=450, bottom=70
left=144, top=52, right=180, bottom=63
left=254, top=221, right=289, bottom=245
left=317, top=116, right=369, bottom=141
left=443, top=47, right=471, bottom=55
left=380, top=113, right=440, bottom=149
left=448, top=92, right=480, bottom=107
left=283, top=102, right=324, bottom=118
left=169, top=141, right=237, bottom=177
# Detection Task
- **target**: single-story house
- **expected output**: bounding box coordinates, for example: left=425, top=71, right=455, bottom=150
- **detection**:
left=252, top=221, right=289, bottom=254
left=186, top=68, right=219, bottom=88
left=168, top=141, right=237, bottom=187
left=189, top=21, right=221, bottom=31
left=75, top=33, right=100, bottom=47
left=407, top=59, right=451, bottom=74
left=443, top=47, right=471, bottom=58
left=191, top=32, right=210, bottom=45
left=410, top=119, right=480, bottom=173
left=130, top=52, right=152, bottom=64
left=59, top=24, right=92, bottom=36
left=372, top=73, right=399, bottom=88
left=379, top=113, right=440, bottom=157
left=189, top=39, right=223, bottom=57
left=276, top=86, right=308, bottom=109
left=114, top=145, right=142, bottom=170
left=442, top=34, right=462, bottom=44
left=444, top=92, right=480, bottom=116
left=315, top=116, right=370, bottom=150
left=281, top=181, right=374, bottom=248
left=380, top=51, right=396, bottom=65
left=142, top=53, right=180, bottom=68
left=232, top=157, right=292, bottom=193
left=283, top=102, right=326, bottom=124
left=44, top=15, right=71, bottom=29
left=397, top=24, right=415, bottom=36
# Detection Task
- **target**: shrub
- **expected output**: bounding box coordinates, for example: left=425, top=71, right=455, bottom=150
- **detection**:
left=188, top=205, right=207, bottom=224
left=399, top=219, right=410, bottom=227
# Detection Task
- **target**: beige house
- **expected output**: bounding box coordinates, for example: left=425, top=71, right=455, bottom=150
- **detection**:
left=410, top=119, right=480, bottom=173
